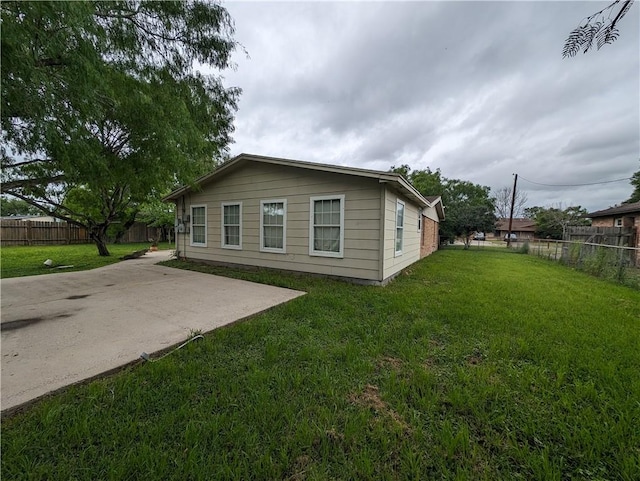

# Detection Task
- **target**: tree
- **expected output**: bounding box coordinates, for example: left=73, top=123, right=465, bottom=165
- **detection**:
left=563, top=0, right=635, bottom=57
left=391, top=165, right=496, bottom=249
left=624, top=167, right=640, bottom=203
left=493, top=186, right=529, bottom=219
left=391, top=164, right=446, bottom=198
left=442, top=180, right=496, bottom=248
left=0, top=196, right=41, bottom=216
left=138, top=198, right=176, bottom=244
left=526, top=205, right=590, bottom=239
left=1, top=1, right=240, bottom=255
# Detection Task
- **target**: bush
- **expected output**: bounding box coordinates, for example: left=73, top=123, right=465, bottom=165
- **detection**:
left=518, top=240, right=530, bottom=254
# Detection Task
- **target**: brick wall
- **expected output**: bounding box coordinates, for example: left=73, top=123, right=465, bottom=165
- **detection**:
left=591, top=218, right=612, bottom=227
left=420, top=217, right=438, bottom=258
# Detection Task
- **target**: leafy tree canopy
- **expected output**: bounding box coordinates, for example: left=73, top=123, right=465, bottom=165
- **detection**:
left=524, top=205, right=590, bottom=240
left=1, top=1, right=240, bottom=255
left=624, top=167, right=640, bottom=204
left=137, top=198, right=176, bottom=243
left=0, top=196, right=41, bottom=216
left=391, top=165, right=496, bottom=249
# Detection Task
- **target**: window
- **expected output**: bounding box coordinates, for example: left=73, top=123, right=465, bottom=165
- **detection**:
left=395, top=200, right=405, bottom=256
left=190, top=205, right=207, bottom=247
left=260, top=199, right=286, bottom=253
left=418, top=208, right=423, bottom=232
left=309, top=195, right=345, bottom=257
left=615, top=218, right=623, bottom=227
left=221, top=202, right=242, bottom=249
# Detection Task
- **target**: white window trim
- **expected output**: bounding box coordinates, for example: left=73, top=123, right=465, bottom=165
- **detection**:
left=418, top=208, right=423, bottom=233
left=395, top=199, right=405, bottom=257
left=190, top=204, right=207, bottom=247
left=221, top=201, right=242, bottom=250
left=260, top=199, right=287, bottom=254
left=309, top=194, right=345, bottom=258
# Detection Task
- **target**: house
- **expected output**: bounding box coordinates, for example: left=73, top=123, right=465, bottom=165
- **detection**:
left=586, top=201, right=640, bottom=229
left=163, top=153, right=445, bottom=284
left=585, top=202, right=640, bottom=263
left=494, top=218, right=536, bottom=240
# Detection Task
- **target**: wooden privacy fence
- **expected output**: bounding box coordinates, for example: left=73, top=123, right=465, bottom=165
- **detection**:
left=1, top=220, right=89, bottom=246
left=117, top=222, right=157, bottom=244
left=0, top=220, right=156, bottom=246
left=566, top=226, right=636, bottom=247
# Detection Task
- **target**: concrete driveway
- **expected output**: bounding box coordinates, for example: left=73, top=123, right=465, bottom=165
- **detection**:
left=1, top=251, right=304, bottom=412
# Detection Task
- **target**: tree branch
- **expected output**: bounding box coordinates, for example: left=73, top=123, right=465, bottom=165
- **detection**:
left=2, top=158, right=55, bottom=169
left=5, top=191, right=86, bottom=228
left=0, top=175, right=65, bottom=193
left=34, top=57, right=68, bottom=68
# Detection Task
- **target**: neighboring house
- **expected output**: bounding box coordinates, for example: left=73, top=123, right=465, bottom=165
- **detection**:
left=585, top=202, right=640, bottom=263
left=586, top=201, right=640, bottom=230
left=163, top=153, right=445, bottom=284
left=494, top=218, right=536, bottom=240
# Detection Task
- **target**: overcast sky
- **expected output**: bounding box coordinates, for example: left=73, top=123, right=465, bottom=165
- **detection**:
left=218, top=1, right=639, bottom=213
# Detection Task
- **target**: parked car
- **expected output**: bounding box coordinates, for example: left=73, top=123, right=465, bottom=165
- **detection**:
left=473, top=232, right=485, bottom=241
left=504, top=233, right=517, bottom=241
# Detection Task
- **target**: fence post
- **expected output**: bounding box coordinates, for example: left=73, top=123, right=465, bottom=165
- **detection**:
left=26, top=220, right=32, bottom=246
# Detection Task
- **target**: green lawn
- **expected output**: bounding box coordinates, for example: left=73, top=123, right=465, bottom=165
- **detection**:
left=0, top=242, right=173, bottom=278
left=2, top=249, right=639, bottom=480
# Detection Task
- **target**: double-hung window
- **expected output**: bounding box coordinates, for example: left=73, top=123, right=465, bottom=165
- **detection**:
left=221, top=202, right=242, bottom=249
left=260, top=199, right=286, bottom=253
left=395, top=200, right=405, bottom=256
left=190, top=205, right=207, bottom=247
left=309, top=195, right=345, bottom=257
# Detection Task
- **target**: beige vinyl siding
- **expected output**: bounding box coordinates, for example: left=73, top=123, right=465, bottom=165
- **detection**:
left=423, top=204, right=440, bottom=222
left=382, top=187, right=421, bottom=280
left=175, top=162, right=383, bottom=280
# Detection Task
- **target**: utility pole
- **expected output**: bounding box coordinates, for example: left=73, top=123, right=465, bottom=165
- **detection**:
left=507, top=173, right=518, bottom=248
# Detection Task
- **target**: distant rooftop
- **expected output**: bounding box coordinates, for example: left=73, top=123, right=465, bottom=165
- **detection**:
left=586, top=201, right=640, bottom=218
left=495, top=218, right=536, bottom=231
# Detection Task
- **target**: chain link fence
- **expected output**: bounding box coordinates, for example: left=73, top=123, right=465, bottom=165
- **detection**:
left=523, top=239, right=639, bottom=288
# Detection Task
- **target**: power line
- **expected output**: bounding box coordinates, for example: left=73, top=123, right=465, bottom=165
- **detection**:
left=518, top=175, right=631, bottom=188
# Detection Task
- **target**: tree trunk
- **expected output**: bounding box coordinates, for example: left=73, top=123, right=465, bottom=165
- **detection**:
left=90, top=226, right=111, bottom=256
left=114, top=217, right=136, bottom=244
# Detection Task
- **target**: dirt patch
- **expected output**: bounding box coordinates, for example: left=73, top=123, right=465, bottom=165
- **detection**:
left=466, top=355, right=483, bottom=365
left=1, top=313, right=72, bottom=332
left=349, top=384, right=387, bottom=412
left=465, top=348, right=485, bottom=366
left=286, top=454, right=312, bottom=481
left=348, top=384, right=411, bottom=432
left=325, top=428, right=345, bottom=443
left=377, top=356, right=403, bottom=371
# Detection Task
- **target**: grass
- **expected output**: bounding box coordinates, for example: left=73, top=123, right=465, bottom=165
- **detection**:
left=0, top=242, right=173, bottom=278
left=522, top=240, right=640, bottom=288
left=2, top=249, right=639, bottom=480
